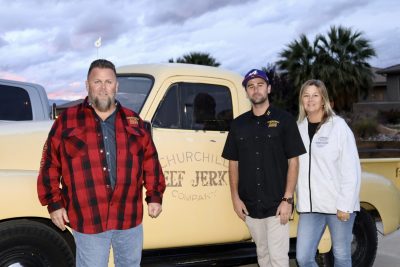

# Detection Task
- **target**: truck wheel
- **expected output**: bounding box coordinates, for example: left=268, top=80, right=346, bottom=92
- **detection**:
left=351, top=208, right=377, bottom=267
left=0, top=219, right=75, bottom=267
left=319, top=208, right=378, bottom=267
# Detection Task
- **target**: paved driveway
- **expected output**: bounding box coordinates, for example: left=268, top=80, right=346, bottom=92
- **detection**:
left=373, top=222, right=400, bottom=267
left=241, top=222, right=400, bottom=267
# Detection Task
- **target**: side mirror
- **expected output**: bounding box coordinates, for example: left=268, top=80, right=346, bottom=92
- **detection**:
left=51, top=103, right=57, bottom=120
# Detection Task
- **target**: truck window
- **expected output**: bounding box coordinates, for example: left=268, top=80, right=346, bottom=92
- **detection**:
left=116, top=76, right=153, bottom=113
left=0, top=85, right=33, bottom=120
left=152, top=82, right=233, bottom=131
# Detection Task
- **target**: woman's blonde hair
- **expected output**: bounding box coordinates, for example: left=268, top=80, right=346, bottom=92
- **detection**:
left=297, top=79, right=335, bottom=126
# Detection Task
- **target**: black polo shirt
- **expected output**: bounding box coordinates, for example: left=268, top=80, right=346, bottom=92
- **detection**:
left=222, top=106, right=306, bottom=219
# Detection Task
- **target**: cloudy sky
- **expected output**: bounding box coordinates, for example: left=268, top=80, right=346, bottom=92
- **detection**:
left=0, top=0, right=399, bottom=100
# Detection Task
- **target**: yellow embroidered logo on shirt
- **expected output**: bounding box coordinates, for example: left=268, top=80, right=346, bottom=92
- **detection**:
left=127, top=116, right=139, bottom=125
left=267, top=120, right=279, bottom=128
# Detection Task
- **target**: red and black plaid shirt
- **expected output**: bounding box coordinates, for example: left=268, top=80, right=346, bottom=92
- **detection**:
left=37, top=97, right=166, bottom=234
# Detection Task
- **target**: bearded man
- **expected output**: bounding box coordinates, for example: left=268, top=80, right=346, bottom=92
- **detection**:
left=37, top=59, right=166, bottom=267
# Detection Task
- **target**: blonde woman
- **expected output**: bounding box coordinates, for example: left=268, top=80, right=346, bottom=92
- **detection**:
left=295, top=79, right=361, bottom=267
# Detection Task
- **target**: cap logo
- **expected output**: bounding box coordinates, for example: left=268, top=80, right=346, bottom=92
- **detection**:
left=249, top=70, right=258, bottom=76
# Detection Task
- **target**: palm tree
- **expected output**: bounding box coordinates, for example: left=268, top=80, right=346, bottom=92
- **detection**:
left=169, top=52, right=221, bottom=67
left=262, top=64, right=298, bottom=115
left=277, top=34, right=318, bottom=91
left=277, top=26, right=376, bottom=112
left=316, top=26, right=376, bottom=111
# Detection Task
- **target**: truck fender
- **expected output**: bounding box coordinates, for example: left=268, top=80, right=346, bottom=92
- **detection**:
left=360, top=171, right=400, bottom=234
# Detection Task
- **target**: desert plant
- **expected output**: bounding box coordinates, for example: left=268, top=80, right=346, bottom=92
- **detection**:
left=351, top=117, right=378, bottom=139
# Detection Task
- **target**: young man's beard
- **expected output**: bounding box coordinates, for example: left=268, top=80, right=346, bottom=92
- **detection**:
left=250, top=95, right=268, bottom=105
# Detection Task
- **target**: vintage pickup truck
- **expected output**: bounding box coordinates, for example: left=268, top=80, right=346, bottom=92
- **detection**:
left=0, top=64, right=399, bottom=267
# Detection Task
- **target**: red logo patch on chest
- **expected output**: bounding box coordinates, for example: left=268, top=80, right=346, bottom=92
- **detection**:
left=127, top=116, right=139, bottom=125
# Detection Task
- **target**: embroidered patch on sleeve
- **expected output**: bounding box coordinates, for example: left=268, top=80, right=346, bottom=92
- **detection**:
left=40, top=142, right=48, bottom=169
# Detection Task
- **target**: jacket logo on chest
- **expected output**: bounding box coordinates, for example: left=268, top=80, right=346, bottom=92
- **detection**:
left=315, top=136, right=329, bottom=147
left=267, top=120, right=279, bottom=128
left=127, top=116, right=139, bottom=125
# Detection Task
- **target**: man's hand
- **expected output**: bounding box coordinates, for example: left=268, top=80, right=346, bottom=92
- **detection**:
left=50, top=208, right=69, bottom=231
left=232, top=197, right=249, bottom=221
left=276, top=201, right=292, bottom=225
left=148, top=203, right=162, bottom=218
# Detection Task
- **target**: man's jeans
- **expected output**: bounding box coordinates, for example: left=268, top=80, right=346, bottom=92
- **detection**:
left=73, top=224, right=143, bottom=267
left=296, top=213, right=356, bottom=267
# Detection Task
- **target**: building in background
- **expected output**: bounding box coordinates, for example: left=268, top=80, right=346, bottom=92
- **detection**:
left=354, top=64, right=400, bottom=114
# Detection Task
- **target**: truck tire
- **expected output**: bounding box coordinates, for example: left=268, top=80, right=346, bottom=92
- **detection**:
left=0, top=219, right=75, bottom=267
left=319, top=208, right=378, bottom=267
left=351, top=208, right=377, bottom=267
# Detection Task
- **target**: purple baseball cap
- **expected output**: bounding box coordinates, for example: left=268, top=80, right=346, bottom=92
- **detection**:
left=242, top=69, right=269, bottom=87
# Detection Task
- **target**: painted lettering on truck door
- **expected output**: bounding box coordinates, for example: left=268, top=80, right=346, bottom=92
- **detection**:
left=143, top=78, right=250, bottom=248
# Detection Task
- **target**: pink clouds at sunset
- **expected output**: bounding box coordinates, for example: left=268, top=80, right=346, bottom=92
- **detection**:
left=1, top=0, right=399, bottom=101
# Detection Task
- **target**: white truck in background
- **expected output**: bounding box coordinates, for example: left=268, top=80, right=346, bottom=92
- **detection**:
left=0, top=79, right=52, bottom=121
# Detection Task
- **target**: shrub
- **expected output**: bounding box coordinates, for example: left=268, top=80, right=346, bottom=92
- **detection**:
left=351, top=117, right=378, bottom=139
left=378, top=109, right=400, bottom=124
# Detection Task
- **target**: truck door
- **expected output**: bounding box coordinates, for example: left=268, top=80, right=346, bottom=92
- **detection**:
left=142, top=79, right=251, bottom=248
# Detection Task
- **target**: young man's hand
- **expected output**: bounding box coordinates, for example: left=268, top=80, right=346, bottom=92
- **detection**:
left=276, top=201, right=292, bottom=225
left=232, top=197, right=249, bottom=221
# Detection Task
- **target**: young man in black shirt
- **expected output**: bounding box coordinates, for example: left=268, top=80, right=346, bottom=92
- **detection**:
left=222, top=69, right=305, bottom=267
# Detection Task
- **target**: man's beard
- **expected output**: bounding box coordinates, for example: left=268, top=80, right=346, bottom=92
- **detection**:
left=249, top=95, right=268, bottom=105
left=90, top=93, right=115, bottom=112
left=94, top=97, right=113, bottom=112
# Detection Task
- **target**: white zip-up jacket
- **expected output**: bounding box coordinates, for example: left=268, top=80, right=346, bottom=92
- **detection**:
left=297, top=115, right=361, bottom=214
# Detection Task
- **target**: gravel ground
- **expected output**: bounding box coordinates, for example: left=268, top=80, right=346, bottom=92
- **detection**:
left=362, top=133, right=400, bottom=141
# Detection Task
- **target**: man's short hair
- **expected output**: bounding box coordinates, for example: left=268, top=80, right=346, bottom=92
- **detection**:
left=87, top=59, right=117, bottom=78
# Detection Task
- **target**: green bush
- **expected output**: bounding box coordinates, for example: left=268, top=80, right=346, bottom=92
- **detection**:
left=351, top=117, right=378, bottom=139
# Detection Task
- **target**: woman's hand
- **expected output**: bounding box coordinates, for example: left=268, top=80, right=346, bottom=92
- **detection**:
left=337, top=210, right=350, bottom=222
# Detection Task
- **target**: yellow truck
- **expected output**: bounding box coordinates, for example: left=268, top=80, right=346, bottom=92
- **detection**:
left=0, top=64, right=399, bottom=267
